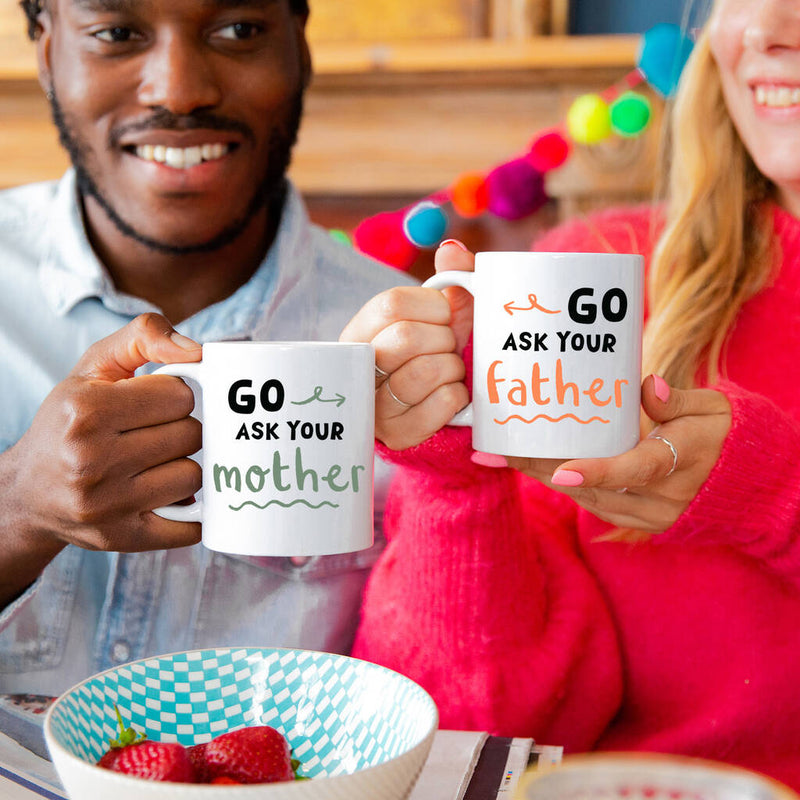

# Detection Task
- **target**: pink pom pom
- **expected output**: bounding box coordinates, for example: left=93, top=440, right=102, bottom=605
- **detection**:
left=353, top=211, right=419, bottom=271
left=527, top=130, right=571, bottom=172
left=485, top=158, right=548, bottom=221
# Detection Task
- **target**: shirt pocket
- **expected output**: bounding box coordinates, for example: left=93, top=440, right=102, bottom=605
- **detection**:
left=0, top=547, right=82, bottom=673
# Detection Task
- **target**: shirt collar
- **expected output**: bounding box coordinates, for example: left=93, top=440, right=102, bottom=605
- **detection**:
left=38, top=170, right=119, bottom=316
left=37, top=170, right=314, bottom=342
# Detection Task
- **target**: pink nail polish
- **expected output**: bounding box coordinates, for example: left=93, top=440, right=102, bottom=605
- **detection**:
left=439, top=238, right=469, bottom=252
left=551, top=469, right=584, bottom=487
left=470, top=451, right=508, bottom=468
left=653, top=374, right=670, bottom=403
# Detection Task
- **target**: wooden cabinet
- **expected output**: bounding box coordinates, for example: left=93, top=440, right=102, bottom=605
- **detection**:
left=307, top=0, right=565, bottom=42
left=0, top=0, right=658, bottom=277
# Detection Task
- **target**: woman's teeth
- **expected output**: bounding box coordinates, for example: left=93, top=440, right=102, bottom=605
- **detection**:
left=755, top=85, right=800, bottom=108
left=133, top=143, right=229, bottom=168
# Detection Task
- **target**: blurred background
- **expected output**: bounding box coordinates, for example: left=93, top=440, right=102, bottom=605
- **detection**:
left=0, top=0, right=686, bottom=279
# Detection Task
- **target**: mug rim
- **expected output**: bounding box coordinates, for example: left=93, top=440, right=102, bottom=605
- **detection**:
left=475, top=250, right=644, bottom=259
left=201, top=341, right=373, bottom=348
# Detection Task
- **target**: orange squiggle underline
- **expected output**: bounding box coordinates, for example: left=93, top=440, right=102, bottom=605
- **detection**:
left=494, top=413, right=610, bottom=425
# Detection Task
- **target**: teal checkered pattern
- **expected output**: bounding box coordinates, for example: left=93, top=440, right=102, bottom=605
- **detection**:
left=47, top=648, right=437, bottom=779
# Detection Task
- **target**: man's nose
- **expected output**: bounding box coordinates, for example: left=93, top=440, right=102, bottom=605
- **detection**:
left=136, top=32, right=223, bottom=113
left=743, top=0, right=800, bottom=52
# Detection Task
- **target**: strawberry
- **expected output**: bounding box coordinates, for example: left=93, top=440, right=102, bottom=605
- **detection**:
left=190, top=725, right=295, bottom=784
left=186, top=741, right=210, bottom=782
left=97, top=706, right=196, bottom=783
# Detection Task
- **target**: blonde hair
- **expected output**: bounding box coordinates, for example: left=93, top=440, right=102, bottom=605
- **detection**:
left=642, top=27, right=775, bottom=389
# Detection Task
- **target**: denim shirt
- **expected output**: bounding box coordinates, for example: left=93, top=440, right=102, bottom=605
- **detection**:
left=0, top=171, right=415, bottom=695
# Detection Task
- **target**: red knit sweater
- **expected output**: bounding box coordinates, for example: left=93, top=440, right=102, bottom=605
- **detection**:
left=353, top=204, right=800, bottom=790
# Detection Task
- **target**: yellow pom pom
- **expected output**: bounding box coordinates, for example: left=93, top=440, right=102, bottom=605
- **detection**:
left=566, top=94, right=612, bottom=145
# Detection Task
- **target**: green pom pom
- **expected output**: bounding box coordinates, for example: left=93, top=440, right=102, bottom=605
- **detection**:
left=610, top=92, right=652, bottom=138
left=329, top=228, right=352, bottom=246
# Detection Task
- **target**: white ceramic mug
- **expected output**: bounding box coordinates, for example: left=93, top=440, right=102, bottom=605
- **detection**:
left=152, top=342, right=375, bottom=556
left=424, top=251, right=644, bottom=458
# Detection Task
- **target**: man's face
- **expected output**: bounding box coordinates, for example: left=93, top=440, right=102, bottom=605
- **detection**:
left=38, top=0, right=309, bottom=254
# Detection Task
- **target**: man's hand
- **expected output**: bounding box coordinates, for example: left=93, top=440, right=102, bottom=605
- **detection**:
left=0, top=313, right=204, bottom=606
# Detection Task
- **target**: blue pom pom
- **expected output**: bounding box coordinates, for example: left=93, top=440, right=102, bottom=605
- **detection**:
left=638, top=23, right=694, bottom=99
left=403, top=202, right=448, bottom=248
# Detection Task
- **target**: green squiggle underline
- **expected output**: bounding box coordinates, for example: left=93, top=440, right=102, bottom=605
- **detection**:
left=228, top=499, right=340, bottom=511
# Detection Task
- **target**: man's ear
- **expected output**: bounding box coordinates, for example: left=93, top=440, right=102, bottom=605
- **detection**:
left=35, top=8, right=54, bottom=97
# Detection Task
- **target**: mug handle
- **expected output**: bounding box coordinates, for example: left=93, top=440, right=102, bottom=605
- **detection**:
left=150, top=361, right=205, bottom=522
left=422, top=270, right=476, bottom=427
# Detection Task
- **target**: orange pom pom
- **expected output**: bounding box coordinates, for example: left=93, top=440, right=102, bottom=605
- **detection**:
left=449, top=172, right=489, bottom=218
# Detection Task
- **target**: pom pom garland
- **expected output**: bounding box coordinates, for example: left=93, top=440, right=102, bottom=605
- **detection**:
left=486, top=159, right=547, bottom=221
left=344, top=24, right=694, bottom=271
left=403, top=201, right=449, bottom=248
left=566, top=93, right=613, bottom=145
left=449, top=172, right=490, bottom=217
left=610, top=92, right=653, bottom=138
left=527, top=130, right=571, bottom=173
left=354, top=211, right=419, bottom=271
left=328, top=228, right=352, bottom=246
left=638, top=23, right=695, bottom=99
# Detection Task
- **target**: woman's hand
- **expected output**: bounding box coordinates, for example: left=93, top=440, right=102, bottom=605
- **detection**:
left=340, top=240, right=474, bottom=450
left=506, top=375, right=732, bottom=532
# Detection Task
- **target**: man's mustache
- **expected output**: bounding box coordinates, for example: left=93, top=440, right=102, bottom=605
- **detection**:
left=110, top=108, right=254, bottom=147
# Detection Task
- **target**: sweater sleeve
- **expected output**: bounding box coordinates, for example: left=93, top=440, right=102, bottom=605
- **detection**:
left=533, top=205, right=661, bottom=260
left=659, top=381, right=800, bottom=578
left=353, top=434, right=622, bottom=751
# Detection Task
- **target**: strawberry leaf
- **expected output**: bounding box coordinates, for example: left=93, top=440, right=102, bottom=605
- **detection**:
left=108, top=705, right=147, bottom=750
left=290, top=757, right=309, bottom=780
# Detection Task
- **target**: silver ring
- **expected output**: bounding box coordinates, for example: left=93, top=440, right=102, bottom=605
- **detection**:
left=385, top=376, right=412, bottom=408
left=649, top=433, right=678, bottom=477
left=375, top=364, right=389, bottom=388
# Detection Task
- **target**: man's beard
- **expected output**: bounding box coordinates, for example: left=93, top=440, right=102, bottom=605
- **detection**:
left=49, top=89, right=304, bottom=256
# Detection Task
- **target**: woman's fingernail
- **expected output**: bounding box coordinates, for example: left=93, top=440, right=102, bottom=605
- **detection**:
left=551, top=469, right=584, bottom=487
left=470, top=451, right=508, bottom=468
left=439, top=238, right=469, bottom=252
left=171, top=332, right=201, bottom=351
left=653, top=374, right=670, bottom=403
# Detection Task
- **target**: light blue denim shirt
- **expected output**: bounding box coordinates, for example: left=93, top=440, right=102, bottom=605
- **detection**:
left=0, top=171, right=416, bottom=695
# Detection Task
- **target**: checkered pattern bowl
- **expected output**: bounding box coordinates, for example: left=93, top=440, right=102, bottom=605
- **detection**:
left=44, top=647, right=438, bottom=800
left=515, top=753, right=799, bottom=800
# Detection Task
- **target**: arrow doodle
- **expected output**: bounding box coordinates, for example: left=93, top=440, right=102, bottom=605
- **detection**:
left=291, top=386, right=346, bottom=408
left=503, top=293, right=561, bottom=316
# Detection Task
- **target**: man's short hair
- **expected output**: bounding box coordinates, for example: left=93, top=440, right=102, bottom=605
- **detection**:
left=20, top=1, right=310, bottom=41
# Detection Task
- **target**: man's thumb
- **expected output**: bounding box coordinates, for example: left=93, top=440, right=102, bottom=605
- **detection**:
left=73, top=313, right=202, bottom=381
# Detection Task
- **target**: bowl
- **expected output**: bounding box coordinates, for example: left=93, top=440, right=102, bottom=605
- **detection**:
left=44, top=647, right=438, bottom=800
left=515, top=753, right=799, bottom=800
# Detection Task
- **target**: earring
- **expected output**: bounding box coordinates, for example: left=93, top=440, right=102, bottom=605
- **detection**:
left=45, top=88, right=54, bottom=101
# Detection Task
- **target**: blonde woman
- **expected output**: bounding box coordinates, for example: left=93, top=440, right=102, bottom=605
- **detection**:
left=341, top=0, right=800, bottom=789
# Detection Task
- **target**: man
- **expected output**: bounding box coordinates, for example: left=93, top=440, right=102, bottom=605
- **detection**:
left=0, top=0, right=414, bottom=693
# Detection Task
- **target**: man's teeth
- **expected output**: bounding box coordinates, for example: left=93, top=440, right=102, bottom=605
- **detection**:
left=133, top=143, right=229, bottom=168
left=755, top=85, right=800, bottom=108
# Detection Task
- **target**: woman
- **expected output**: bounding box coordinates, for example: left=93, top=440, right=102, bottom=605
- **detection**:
left=341, top=0, right=800, bottom=790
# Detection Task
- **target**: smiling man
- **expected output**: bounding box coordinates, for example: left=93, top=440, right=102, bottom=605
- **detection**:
left=0, top=0, right=414, bottom=695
